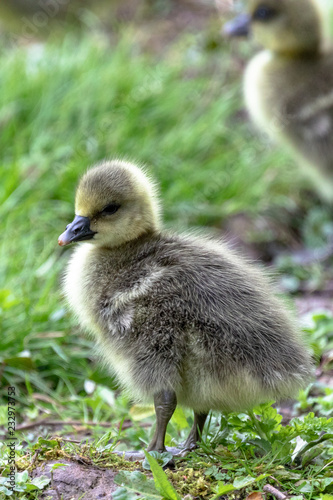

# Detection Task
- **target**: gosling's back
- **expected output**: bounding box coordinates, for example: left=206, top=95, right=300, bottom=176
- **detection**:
left=64, top=231, right=313, bottom=413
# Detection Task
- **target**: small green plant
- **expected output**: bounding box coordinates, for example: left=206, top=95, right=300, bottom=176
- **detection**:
left=192, top=403, right=333, bottom=498
left=0, top=471, right=50, bottom=498
left=143, top=451, right=181, bottom=500
left=142, top=450, right=174, bottom=470
left=114, top=452, right=181, bottom=500
left=113, top=470, right=162, bottom=499
left=303, top=312, right=333, bottom=363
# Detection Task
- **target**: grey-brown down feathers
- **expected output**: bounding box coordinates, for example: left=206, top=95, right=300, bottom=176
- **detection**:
left=61, top=160, right=313, bottom=414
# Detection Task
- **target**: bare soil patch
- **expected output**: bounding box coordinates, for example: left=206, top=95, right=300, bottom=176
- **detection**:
left=31, top=460, right=120, bottom=500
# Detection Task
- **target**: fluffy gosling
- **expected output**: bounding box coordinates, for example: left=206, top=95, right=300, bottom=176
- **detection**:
left=58, top=159, right=313, bottom=455
left=225, top=0, right=333, bottom=201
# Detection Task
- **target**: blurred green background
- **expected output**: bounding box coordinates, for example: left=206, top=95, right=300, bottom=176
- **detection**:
left=1, top=0, right=333, bottom=427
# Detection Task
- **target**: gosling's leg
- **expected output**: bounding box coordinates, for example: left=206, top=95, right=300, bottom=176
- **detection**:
left=147, top=390, right=177, bottom=452
left=182, top=412, right=208, bottom=451
left=113, top=390, right=178, bottom=462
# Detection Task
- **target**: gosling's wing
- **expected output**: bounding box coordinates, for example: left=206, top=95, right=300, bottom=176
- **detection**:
left=108, top=237, right=311, bottom=396
left=271, top=55, right=333, bottom=200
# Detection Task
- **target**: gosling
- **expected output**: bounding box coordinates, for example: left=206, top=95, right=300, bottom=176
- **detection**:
left=225, top=0, right=333, bottom=202
left=58, top=159, right=313, bottom=454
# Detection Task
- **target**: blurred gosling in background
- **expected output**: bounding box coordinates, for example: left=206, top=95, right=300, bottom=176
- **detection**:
left=58, top=159, right=313, bottom=456
left=225, top=0, right=333, bottom=202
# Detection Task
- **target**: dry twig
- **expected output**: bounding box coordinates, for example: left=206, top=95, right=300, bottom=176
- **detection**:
left=0, top=419, right=150, bottom=434
left=263, top=484, right=288, bottom=500
left=30, top=448, right=41, bottom=467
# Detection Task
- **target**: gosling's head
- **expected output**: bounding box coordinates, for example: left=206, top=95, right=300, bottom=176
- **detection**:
left=225, top=0, right=322, bottom=55
left=58, top=160, right=161, bottom=248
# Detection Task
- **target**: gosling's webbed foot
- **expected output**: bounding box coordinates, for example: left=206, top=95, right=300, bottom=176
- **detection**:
left=113, top=446, right=181, bottom=467
left=182, top=435, right=200, bottom=451
left=112, top=444, right=196, bottom=463
left=177, top=442, right=198, bottom=457
left=177, top=411, right=208, bottom=456
left=166, top=446, right=184, bottom=456
left=113, top=450, right=145, bottom=461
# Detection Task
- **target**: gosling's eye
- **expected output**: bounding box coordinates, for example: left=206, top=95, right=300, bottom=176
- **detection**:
left=252, top=6, right=278, bottom=21
left=102, top=203, right=121, bottom=215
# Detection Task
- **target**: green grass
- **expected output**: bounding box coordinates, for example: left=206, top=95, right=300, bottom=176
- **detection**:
left=0, top=27, right=332, bottom=500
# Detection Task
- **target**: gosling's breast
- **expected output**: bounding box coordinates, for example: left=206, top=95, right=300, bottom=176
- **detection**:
left=62, top=244, right=169, bottom=398
left=62, top=244, right=137, bottom=390
left=244, top=50, right=279, bottom=135
left=63, top=243, right=103, bottom=336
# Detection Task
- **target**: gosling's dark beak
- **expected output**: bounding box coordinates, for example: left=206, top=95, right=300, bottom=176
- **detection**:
left=58, top=215, right=96, bottom=246
left=223, top=13, right=251, bottom=37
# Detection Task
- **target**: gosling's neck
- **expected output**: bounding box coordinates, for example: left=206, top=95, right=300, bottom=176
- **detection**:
left=272, top=45, right=321, bottom=60
left=267, top=28, right=322, bottom=60
left=85, top=230, right=163, bottom=273
left=95, top=226, right=161, bottom=253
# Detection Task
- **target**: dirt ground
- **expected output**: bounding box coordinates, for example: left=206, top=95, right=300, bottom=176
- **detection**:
left=31, top=460, right=119, bottom=499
